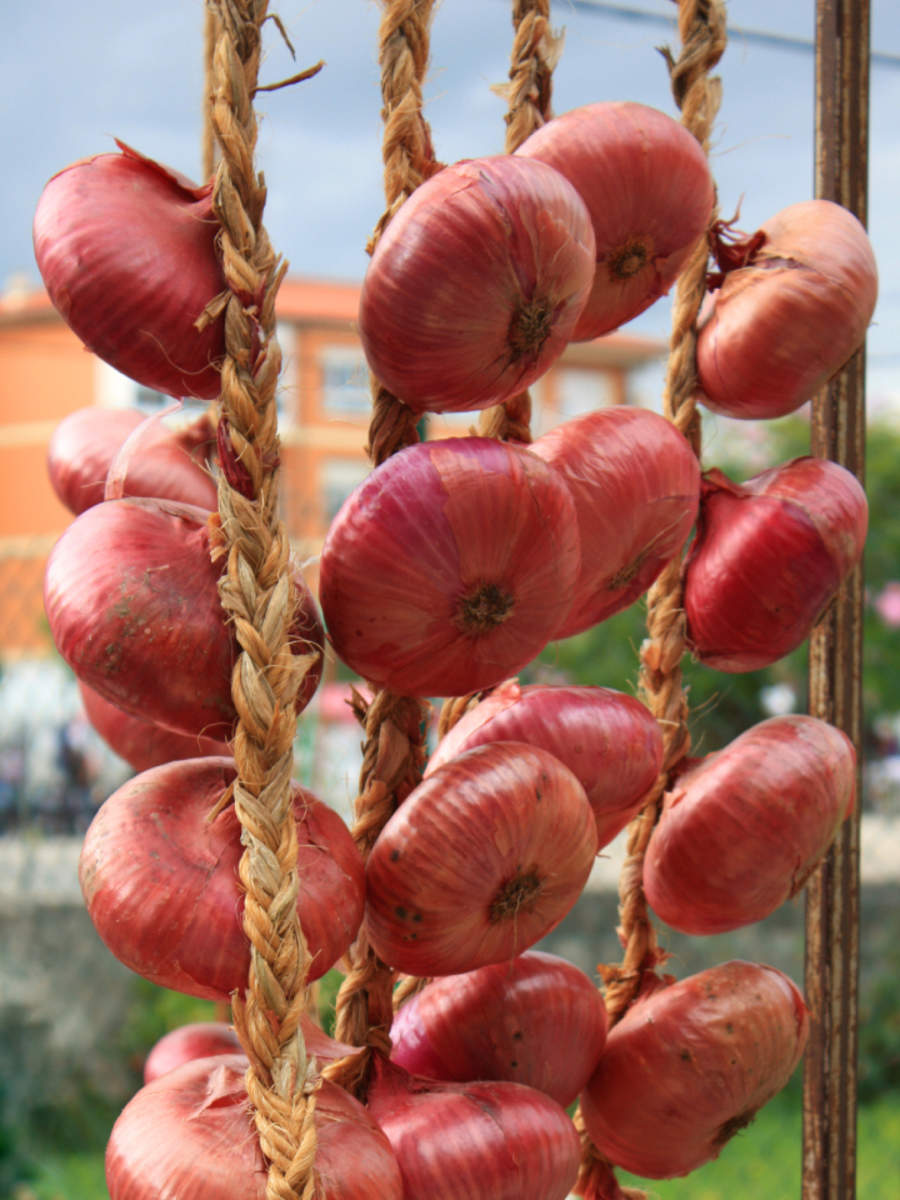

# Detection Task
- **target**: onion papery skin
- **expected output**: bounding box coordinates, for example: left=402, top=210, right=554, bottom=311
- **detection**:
left=696, top=200, right=878, bottom=419
left=44, top=496, right=323, bottom=738
left=683, top=458, right=868, bottom=672
left=34, top=141, right=227, bottom=399
left=367, top=1057, right=581, bottom=1200
left=47, top=405, right=219, bottom=515
left=643, top=715, right=856, bottom=935
left=106, top=1054, right=404, bottom=1200
left=319, top=438, right=581, bottom=697
left=79, top=681, right=231, bottom=772
left=530, top=407, right=700, bottom=635
left=516, top=102, right=714, bottom=339
left=580, top=961, right=809, bottom=1179
left=427, top=680, right=662, bottom=848
left=357, top=155, right=595, bottom=414
left=390, top=950, right=608, bottom=1108
left=79, top=757, right=365, bottom=999
left=143, top=1015, right=357, bottom=1084
left=364, top=741, right=598, bottom=976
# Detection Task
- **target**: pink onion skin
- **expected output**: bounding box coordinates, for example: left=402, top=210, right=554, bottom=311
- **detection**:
left=43, top=496, right=323, bottom=738
left=516, top=102, right=714, bottom=338
left=390, top=950, right=608, bottom=1108
left=367, top=1057, right=580, bottom=1200
left=107, top=1054, right=404, bottom=1200
left=697, top=200, right=878, bottom=419
left=530, top=407, right=700, bottom=635
left=357, top=155, right=595, bottom=414
left=47, top=405, right=219, bottom=515
left=365, top=741, right=598, bottom=977
left=427, top=681, right=662, bottom=848
left=79, top=681, right=231, bottom=772
left=79, top=757, right=365, bottom=999
left=580, top=961, right=809, bottom=1179
left=143, top=1016, right=357, bottom=1084
left=319, top=438, right=581, bottom=698
left=643, top=716, right=856, bottom=935
left=684, top=458, right=868, bottom=672
left=34, top=141, right=227, bottom=400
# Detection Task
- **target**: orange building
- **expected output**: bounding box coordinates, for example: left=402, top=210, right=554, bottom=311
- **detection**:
left=0, top=276, right=665, bottom=658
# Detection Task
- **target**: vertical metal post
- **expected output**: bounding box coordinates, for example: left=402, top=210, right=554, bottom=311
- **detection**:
left=804, top=3, right=870, bottom=1197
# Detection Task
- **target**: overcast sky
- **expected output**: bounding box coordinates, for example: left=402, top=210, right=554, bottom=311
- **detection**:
left=5, top=0, right=900, bottom=413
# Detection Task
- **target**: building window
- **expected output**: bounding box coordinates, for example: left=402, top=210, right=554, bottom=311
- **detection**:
left=555, top=367, right=614, bottom=423
left=321, top=458, right=372, bottom=524
left=320, top=345, right=371, bottom=417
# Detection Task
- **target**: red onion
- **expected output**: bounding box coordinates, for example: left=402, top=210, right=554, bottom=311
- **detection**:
left=643, top=716, right=856, bottom=934
left=319, top=438, right=580, bottom=697
left=79, top=681, right=231, bottom=772
left=516, top=102, right=715, bottom=338
left=580, top=961, right=809, bottom=1179
left=44, top=496, right=323, bottom=738
left=364, top=741, right=598, bottom=976
left=427, top=680, right=662, bottom=847
left=390, top=950, right=608, bottom=1107
left=33, top=141, right=227, bottom=399
left=357, top=155, right=595, bottom=413
left=47, top=405, right=218, bottom=515
left=107, top=1054, right=403, bottom=1199
left=143, top=1016, right=357, bottom=1084
left=530, top=407, right=700, bottom=636
left=367, top=1057, right=580, bottom=1200
left=79, top=757, right=365, bottom=999
left=684, top=457, right=868, bottom=672
left=697, top=200, right=878, bottom=419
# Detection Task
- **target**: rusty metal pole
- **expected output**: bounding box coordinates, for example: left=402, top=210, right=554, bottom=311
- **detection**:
left=803, top=2, right=870, bottom=1197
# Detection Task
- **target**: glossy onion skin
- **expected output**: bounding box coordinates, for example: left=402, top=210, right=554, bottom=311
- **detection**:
left=530, top=407, right=700, bottom=636
left=367, top=1058, right=581, bottom=1200
left=319, top=438, right=581, bottom=697
left=390, top=950, right=608, bottom=1108
left=44, top=496, right=323, bottom=738
left=79, top=681, right=231, bottom=772
left=644, top=716, right=856, bottom=934
left=684, top=458, right=868, bottom=672
left=517, top=102, right=715, bottom=338
left=427, top=681, right=662, bottom=848
left=365, top=741, right=598, bottom=976
left=357, top=155, right=595, bottom=413
left=79, top=758, right=365, bottom=999
left=34, top=142, right=226, bottom=400
left=106, top=1055, right=404, bottom=1200
left=697, top=199, right=878, bottom=419
left=580, top=961, right=810, bottom=1179
left=47, top=405, right=218, bottom=515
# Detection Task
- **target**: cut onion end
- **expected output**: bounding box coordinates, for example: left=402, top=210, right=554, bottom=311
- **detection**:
left=489, top=867, right=543, bottom=924
left=456, top=584, right=515, bottom=633
left=508, top=297, right=555, bottom=362
left=607, top=236, right=653, bottom=281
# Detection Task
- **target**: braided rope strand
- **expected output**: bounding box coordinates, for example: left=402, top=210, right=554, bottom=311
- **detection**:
left=206, top=3, right=320, bottom=1197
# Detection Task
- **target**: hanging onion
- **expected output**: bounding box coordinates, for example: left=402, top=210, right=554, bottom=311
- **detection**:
left=79, top=757, right=365, bottom=999
left=357, top=155, right=595, bottom=413
left=696, top=199, right=878, bottom=419
left=684, top=457, right=868, bottom=672
left=643, top=715, right=856, bottom=934
left=33, top=141, right=227, bottom=399
left=319, top=438, right=580, bottom=697
left=390, top=950, right=607, bottom=1107
left=44, top=496, right=323, bottom=738
left=530, top=407, right=700, bottom=636
left=367, top=1057, right=581, bottom=1200
left=106, top=1054, right=404, bottom=1199
left=516, top=101, right=715, bottom=338
left=580, top=961, right=809, bottom=1179
left=427, top=680, right=662, bottom=848
left=365, top=741, right=597, bottom=977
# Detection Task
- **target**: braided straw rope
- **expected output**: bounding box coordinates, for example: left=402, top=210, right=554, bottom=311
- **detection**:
left=205, top=3, right=321, bottom=1196
left=574, top=2, right=726, bottom=1195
